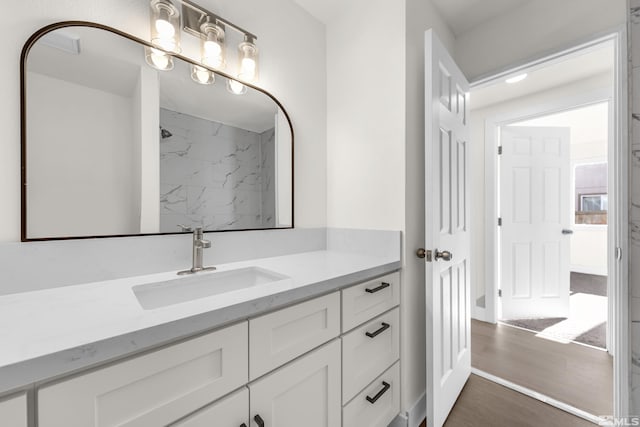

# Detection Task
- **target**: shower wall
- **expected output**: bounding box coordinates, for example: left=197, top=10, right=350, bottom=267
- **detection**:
left=159, top=108, right=276, bottom=232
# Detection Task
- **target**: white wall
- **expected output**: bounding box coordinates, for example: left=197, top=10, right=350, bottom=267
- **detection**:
left=470, top=73, right=612, bottom=304
left=326, top=0, right=406, bottom=231
left=0, top=0, right=326, bottom=243
left=325, top=0, right=455, bottom=417
left=27, top=72, right=137, bottom=237
left=455, top=0, right=626, bottom=81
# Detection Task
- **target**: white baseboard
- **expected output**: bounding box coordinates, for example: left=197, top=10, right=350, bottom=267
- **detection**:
left=570, top=264, right=607, bottom=276
left=388, top=392, right=426, bottom=427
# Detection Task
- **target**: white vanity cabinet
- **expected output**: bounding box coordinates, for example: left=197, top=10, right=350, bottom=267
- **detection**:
left=38, top=322, right=248, bottom=427
left=249, top=339, right=341, bottom=427
left=0, top=393, right=28, bottom=427
left=35, top=272, right=401, bottom=427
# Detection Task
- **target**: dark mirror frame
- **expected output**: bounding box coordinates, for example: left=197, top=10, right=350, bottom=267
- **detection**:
left=20, top=21, right=294, bottom=242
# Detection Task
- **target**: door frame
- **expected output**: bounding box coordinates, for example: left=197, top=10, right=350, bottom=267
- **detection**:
left=472, top=28, right=629, bottom=418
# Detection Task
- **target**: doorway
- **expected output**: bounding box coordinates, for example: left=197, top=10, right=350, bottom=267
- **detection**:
left=467, top=34, right=626, bottom=422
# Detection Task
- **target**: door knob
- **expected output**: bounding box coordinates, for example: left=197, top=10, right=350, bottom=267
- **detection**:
left=562, top=229, right=574, bottom=235
left=417, top=248, right=432, bottom=261
left=434, top=249, right=453, bottom=261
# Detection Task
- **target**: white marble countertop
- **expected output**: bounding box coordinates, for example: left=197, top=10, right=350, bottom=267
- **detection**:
left=0, top=249, right=400, bottom=394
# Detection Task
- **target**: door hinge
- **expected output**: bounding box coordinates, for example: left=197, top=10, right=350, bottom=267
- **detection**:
left=498, top=289, right=502, bottom=297
left=498, top=146, right=503, bottom=155
left=498, top=217, right=502, bottom=226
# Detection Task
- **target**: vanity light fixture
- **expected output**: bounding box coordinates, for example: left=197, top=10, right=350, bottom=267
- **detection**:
left=149, top=0, right=181, bottom=53
left=505, top=73, right=528, bottom=84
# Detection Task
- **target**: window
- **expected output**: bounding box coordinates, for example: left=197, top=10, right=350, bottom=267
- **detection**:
left=580, top=194, right=608, bottom=212
left=574, top=163, right=607, bottom=225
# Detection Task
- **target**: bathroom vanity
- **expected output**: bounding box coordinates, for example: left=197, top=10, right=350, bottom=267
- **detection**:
left=0, top=240, right=401, bottom=427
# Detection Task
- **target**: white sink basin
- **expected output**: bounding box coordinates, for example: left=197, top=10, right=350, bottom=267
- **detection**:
left=133, top=267, right=290, bottom=310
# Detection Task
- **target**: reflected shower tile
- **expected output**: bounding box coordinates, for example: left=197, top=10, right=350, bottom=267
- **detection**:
left=160, top=184, right=187, bottom=214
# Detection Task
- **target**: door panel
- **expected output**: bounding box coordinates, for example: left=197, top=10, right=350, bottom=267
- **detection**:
left=425, top=29, right=471, bottom=427
left=500, top=126, right=571, bottom=320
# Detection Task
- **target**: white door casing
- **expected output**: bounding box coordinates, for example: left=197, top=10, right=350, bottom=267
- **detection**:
left=425, top=29, right=471, bottom=427
left=499, top=126, right=571, bottom=320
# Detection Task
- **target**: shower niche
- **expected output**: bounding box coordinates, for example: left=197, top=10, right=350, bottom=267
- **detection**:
left=21, top=23, right=293, bottom=241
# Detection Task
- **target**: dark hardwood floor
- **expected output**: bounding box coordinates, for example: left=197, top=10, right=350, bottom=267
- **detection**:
left=419, top=375, right=594, bottom=427
left=471, top=319, right=613, bottom=416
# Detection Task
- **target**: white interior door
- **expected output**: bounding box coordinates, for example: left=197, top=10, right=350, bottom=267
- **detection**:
left=425, top=29, right=471, bottom=427
left=500, top=126, right=571, bottom=320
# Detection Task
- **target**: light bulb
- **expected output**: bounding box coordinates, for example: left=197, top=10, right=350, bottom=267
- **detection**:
left=227, top=79, right=246, bottom=95
left=201, top=23, right=225, bottom=69
left=149, top=0, right=180, bottom=53
left=191, top=65, right=214, bottom=85
left=237, top=39, right=258, bottom=82
left=146, top=47, right=173, bottom=71
left=155, top=17, right=175, bottom=38
left=239, top=57, right=256, bottom=81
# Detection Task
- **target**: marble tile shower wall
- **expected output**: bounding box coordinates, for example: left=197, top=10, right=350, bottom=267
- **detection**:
left=630, top=1, right=640, bottom=413
left=159, top=108, right=276, bottom=232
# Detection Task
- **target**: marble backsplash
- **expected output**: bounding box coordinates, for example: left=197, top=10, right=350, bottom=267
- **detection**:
left=159, top=108, right=276, bottom=232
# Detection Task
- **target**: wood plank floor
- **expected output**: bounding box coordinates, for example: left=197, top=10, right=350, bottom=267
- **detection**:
left=471, top=319, right=613, bottom=416
left=438, top=375, right=595, bottom=426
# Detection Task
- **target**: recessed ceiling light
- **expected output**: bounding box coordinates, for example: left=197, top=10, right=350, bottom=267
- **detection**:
left=505, top=73, right=528, bottom=84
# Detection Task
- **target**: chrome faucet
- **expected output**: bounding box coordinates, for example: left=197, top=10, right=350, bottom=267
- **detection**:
left=178, top=227, right=216, bottom=275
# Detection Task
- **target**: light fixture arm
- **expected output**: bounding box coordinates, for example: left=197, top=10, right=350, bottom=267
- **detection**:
left=181, top=0, right=257, bottom=42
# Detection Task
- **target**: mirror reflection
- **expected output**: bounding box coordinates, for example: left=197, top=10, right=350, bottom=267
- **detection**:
left=23, top=25, right=293, bottom=240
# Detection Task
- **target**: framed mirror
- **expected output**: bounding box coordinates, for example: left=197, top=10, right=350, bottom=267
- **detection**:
left=21, top=22, right=293, bottom=241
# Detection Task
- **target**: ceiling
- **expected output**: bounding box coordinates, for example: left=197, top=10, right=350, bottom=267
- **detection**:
left=430, top=0, right=531, bottom=36
left=294, top=0, right=532, bottom=35
left=471, top=41, right=614, bottom=111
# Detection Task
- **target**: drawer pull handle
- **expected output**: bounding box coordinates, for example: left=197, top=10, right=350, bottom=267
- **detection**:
left=365, top=282, right=390, bottom=294
left=366, top=322, right=390, bottom=338
left=254, top=415, right=265, bottom=427
left=240, top=424, right=248, bottom=427
left=366, top=381, right=391, bottom=404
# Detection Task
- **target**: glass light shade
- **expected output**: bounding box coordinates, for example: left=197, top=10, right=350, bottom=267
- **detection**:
left=145, top=46, right=174, bottom=70
left=226, top=78, right=247, bottom=95
left=191, top=65, right=215, bottom=85
left=201, top=23, right=225, bottom=69
left=237, top=39, right=258, bottom=82
left=150, top=0, right=181, bottom=53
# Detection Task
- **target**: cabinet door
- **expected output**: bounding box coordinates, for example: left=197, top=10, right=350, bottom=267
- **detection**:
left=39, top=322, right=248, bottom=427
left=0, top=393, right=27, bottom=427
left=172, top=387, right=248, bottom=427
left=249, top=292, right=340, bottom=380
left=249, top=340, right=341, bottom=427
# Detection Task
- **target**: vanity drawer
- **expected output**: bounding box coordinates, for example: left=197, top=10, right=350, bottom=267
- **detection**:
left=0, top=393, right=27, bottom=427
left=342, top=307, right=400, bottom=403
left=342, top=272, right=400, bottom=332
left=173, top=387, right=248, bottom=427
left=38, top=322, right=248, bottom=427
left=342, top=362, right=400, bottom=427
left=249, top=292, right=340, bottom=380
